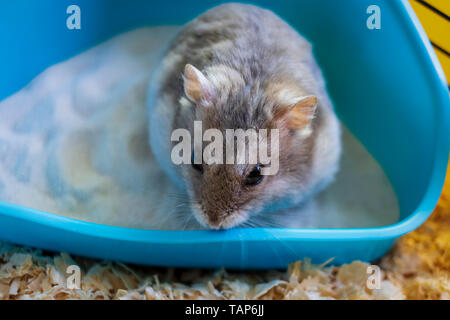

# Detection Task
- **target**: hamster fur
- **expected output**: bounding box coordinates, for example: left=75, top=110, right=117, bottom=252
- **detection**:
left=148, top=3, right=341, bottom=229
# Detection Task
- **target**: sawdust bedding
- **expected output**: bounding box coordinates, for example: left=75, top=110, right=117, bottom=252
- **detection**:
left=0, top=166, right=448, bottom=300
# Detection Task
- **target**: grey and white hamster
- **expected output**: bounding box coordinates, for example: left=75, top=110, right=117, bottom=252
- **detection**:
left=148, top=3, right=341, bottom=230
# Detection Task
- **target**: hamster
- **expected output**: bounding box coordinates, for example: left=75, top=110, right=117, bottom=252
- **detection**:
left=148, top=3, right=341, bottom=230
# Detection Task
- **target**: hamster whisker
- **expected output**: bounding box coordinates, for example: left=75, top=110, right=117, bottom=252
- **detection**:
left=181, top=214, right=196, bottom=231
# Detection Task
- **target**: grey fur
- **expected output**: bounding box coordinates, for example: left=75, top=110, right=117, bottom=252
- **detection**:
left=150, top=3, right=341, bottom=229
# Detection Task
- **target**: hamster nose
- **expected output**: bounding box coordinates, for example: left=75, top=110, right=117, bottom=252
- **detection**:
left=205, top=211, right=222, bottom=229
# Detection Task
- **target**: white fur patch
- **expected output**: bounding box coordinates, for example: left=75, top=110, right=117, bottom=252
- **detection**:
left=277, top=88, right=304, bottom=106
left=296, top=125, right=313, bottom=138
left=206, top=65, right=245, bottom=92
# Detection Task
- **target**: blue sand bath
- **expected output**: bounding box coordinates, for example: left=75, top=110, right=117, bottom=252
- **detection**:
left=0, top=0, right=449, bottom=269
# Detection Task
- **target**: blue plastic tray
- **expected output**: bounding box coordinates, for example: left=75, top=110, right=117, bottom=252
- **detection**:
left=0, top=0, right=449, bottom=269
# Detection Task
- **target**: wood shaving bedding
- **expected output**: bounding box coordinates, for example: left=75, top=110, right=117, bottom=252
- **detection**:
left=0, top=246, right=399, bottom=300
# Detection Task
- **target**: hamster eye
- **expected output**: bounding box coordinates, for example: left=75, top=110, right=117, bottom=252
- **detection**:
left=245, top=165, right=263, bottom=185
left=191, top=151, right=203, bottom=173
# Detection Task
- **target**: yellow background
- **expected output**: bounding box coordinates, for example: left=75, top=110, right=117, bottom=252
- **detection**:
left=409, top=0, right=450, bottom=85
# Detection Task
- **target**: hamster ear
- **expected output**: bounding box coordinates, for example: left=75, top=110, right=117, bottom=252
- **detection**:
left=274, top=95, right=317, bottom=130
left=183, top=64, right=214, bottom=104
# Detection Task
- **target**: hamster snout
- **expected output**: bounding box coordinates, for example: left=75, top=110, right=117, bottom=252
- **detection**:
left=189, top=163, right=266, bottom=229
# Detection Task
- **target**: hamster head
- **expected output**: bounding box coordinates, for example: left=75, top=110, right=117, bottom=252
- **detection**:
left=175, top=64, right=320, bottom=229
